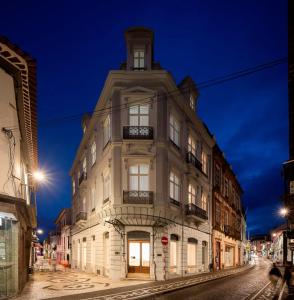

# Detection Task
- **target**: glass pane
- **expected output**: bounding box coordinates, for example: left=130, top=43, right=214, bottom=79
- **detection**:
left=140, top=58, right=144, bottom=67
left=134, top=58, right=139, bottom=68
left=139, top=164, right=149, bottom=174
left=188, top=243, right=196, bottom=266
left=170, top=241, right=177, bottom=267
left=169, top=181, right=174, bottom=198
left=140, top=105, right=149, bottom=114
left=142, top=243, right=150, bottom=267
left=129, top=105, right=138, bottom=114
left=140, top=115, right=149, bottom=126
left=129, top=242, right=140, bottom=266
left=130, top=115, right=138, bottom=126
left=130, top=175, right=138, bottom=190
left=175, top=185, right=179, bottom=201
left=129, top=165, right=138, bottom=174
left=139, top=176, right=149, bottom=191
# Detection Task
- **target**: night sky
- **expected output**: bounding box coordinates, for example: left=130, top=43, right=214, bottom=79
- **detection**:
left=0, top=0, right=288, bottom=237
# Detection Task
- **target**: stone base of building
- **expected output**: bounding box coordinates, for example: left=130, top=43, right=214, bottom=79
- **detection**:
left=71, top=221, right=211, bottom=281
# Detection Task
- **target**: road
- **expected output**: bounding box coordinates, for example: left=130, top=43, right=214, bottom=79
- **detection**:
left=151, top=258, right=273, bottom=300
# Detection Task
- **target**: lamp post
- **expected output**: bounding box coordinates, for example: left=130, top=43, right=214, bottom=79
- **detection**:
left=280, top=208, right=289, bottom=266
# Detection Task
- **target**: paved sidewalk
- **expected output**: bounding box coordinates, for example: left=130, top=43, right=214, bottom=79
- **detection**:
left=39, top=264, right=253, bottom=300
left=12, top=269, right=148, bottom=300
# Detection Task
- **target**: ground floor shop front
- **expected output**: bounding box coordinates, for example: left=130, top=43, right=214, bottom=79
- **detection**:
left=71, top=222, right=211, bottom=281
left=212, top=230, right=242, bottom=271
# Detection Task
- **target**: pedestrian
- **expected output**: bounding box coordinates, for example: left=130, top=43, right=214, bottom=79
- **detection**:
left=51, top=246, right=57, bottom=272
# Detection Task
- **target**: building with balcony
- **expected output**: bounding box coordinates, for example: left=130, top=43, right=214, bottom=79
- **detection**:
left=0, top=37, right=38, bottom=296
left=211, top=145, right=244, bottom=270
left=54, top=208, right=72, bottom=266
left=69, top=27, right=215, bottom=280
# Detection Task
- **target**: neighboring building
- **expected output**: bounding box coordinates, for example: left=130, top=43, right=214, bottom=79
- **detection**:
left=70, top=27, right=215, bottom=280
left=0, top=38, right=38, bottom=296
left=55, top=208, right=72, bottom=265
left=250, top=234, right=271, bottom=257
left=281, top=6, right=294, bottom=265
left=211, top=145, right=244, bottom=270
left=270, top=224, right=287, bottom=264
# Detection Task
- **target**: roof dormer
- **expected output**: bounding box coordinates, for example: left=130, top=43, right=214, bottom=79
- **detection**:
left=124, top=27, right=154, bottom=71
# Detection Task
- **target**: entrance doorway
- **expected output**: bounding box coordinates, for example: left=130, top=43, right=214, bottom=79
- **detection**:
left=127, top=231, right=150, bottom=274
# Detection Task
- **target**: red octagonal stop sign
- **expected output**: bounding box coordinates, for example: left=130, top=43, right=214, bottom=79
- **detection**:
left=161, top=236, right=168, bottom=246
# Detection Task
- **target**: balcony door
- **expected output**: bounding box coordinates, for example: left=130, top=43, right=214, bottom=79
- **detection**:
left=129, top=104, right=149, bottom=126
left=128, top=231, right=150, bottom=274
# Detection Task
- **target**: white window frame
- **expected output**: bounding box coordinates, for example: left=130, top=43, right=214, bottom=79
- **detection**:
left=188, top=183, right=196, bottom=205
left=129, top=163, right=149, bottom=191
left=169, top=171, right=180, bottom=202
left=202, top=152, right=208, bottom=175
left=201, top=189, right=207, bottom=211
left=103, top=115, right=111, bottom=147
left=189, top=94, right=195, bottom=110
left=134, top=49, right=145, bottom=69
left=169, top=114, right=180, bottom=147
left=103, top=173, right=110, bottom=201
left=72, top=179, right=76, bottom=195
left=188, top=135, right=196, bottom=156
left=91, top=141, right=96, bottom=166
left=129, top=104, right=149, bottom=126
left=82, top=157, right=87, bottom=175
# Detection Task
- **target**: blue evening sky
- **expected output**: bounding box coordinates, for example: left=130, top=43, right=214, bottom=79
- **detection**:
left=0, top=0, right=288, bottom=237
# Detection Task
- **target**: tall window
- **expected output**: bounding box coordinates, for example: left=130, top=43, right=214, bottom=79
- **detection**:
left=169, top=172, right=180, bottom=202
left=201, top=189, right=207, bottom=211
left=129, top=104, right=149, bottom=126
left=189, top=95, right=195, bottom=110
left=134, top=49, right=145, bottom=69
left=187, top=239, right=197, bottom=273
left=91, top=187, right=95, bottom=210
left=215, top=164, right=221, bottom=187
left=224, top=210, right=229, bottom=225
left=91, top=142, right=96, bottom=166
left=169, top=114, right=180, bottom=147
left=103, top=115, right=110, bottom=147
left=188, top=135, right=196, bottom=155
left=188, top=184, right=196, bottom=204
left=103, top=174, right=110, bottom=201
left=216, top=202, right=221, bottom=224
left=224, top=178, right=229, bottom=197
left=202, top=152, right=208, bottom=175
left=82, top=157, right=87, bottom=175
left=129, top=164, right=149, bottom=191
left=196, top=140, right=202, bottom=160
left=170, top=235, right=178, bottom=273
left=72, top=179, right=75, bottom=195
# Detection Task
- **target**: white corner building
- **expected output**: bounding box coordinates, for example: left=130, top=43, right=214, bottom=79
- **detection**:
left=70, top=27, right=215, bottom=280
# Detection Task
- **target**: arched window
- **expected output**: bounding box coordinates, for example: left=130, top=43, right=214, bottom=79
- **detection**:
left=187, top=238, right=198, bottom=273
left=170, top=234, right=179, bottom=274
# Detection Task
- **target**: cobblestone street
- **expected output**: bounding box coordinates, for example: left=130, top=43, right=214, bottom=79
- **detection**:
left=151, top=258, right=273, bottom=300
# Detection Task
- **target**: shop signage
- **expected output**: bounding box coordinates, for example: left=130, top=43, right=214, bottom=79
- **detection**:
left=161, top=236, right=168, bottom=246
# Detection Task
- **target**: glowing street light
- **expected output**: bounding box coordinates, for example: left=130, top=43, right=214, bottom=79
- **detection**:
left=272, top=233, right=277, bottom=237
left=280, top=208, right=288, bottom=217
left=32, top=170, right=46, bottom=182
left=37, top=229, right=43, bottom=235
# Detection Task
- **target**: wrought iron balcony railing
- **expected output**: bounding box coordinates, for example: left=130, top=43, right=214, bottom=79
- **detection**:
left=185, top=203, right=208, bottom=220
left=123, top=190, right=153, bottom=204
left=186, top=151, right=203, bottom=172
left=224, top=224, right=234, bottom=237
left=78, top=172, right=87, bottom=185
left=76, top=212, right=87, bottom=222
left=123, top=126, right=153, bottom=140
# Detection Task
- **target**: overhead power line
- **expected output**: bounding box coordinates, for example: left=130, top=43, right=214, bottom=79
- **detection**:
left=5, top=57, right=288, bottom=129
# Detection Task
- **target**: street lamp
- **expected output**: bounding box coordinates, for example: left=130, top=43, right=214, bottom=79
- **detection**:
left=37, top=229, right=43, bottom=235
left=32, top=171, right=45, bottom=182
left=280, top=208, right=289, bottom=217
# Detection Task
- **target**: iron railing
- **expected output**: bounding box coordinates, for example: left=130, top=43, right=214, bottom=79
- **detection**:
left=76, top=212, right=87, bottom=222
left=123, top=126, right=153, bottom=139
left=185, top=203, right=208, bottom=220
left=186, top=151, right=202, bottom=171
left=123, top=190, right=153, bottom=204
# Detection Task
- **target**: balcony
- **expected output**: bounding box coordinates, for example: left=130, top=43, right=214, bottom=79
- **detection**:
left=75, top=212, right=87, bottom=223
left=123, top=190, right=153, bottom=204
left=123, top=126, right=153, bottom=140
left=78, top=172, right=87, bottom=185
left=185, top=203, right=208, bottom=221
left=224, top=224, right=234, bottom=237
left=186, top=152, right=202, bottom=172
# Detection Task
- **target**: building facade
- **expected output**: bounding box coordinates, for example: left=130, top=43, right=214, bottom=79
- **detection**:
left=0, top=37, right=38, bottom=296
left=55, top=208, right=71, bottom=266
left=70, top=28, right=215, bottom=281
left=211, top=145, right=244, bottom=270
